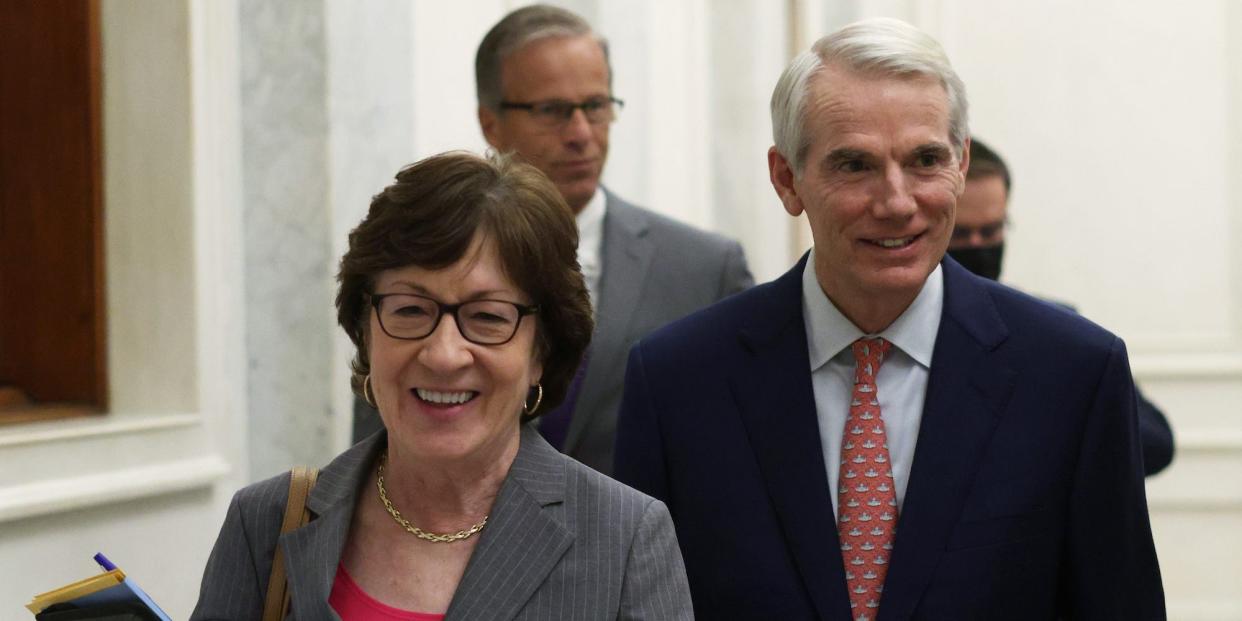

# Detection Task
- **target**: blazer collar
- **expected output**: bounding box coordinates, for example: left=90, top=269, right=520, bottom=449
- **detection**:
left=445, top=425, right=574, bottom=619
left=593, top=189, right=654, bottom=338
left=496, top=423, right=568, bottom=506
left=737, top=252, right=1007, bottom=356
left=736, top=252, right=810, bottom=351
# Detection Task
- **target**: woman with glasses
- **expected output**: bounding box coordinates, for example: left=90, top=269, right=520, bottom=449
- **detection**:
left=192, top=152, right=691, bottom=620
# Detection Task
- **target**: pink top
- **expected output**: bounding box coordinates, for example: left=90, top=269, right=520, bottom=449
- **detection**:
left=329, top=563, right=447, bottom=621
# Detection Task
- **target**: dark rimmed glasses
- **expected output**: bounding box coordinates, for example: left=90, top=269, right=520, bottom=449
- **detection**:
left=498, top=97, right=624, bottom=128
left=371, top=293, right=539, bottom=345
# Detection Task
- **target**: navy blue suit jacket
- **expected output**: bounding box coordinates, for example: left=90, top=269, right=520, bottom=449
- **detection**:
left=613, top=255, right=1164, bottom=620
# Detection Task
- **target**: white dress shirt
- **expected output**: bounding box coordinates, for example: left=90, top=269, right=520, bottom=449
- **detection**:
left=801, top=249, right=944, bottom=519
left=575, top=188, right=606, bottom=310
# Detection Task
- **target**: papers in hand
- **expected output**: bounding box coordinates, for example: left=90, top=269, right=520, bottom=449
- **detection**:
left=26, top=553, right=171, bottom=620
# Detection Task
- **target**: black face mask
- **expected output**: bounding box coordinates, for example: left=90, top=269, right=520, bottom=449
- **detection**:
left=948, top=244, right=1005, bottom=281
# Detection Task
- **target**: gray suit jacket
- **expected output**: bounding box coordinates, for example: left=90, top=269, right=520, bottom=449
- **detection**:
left=191, top=424, right=692, bottom=620
left=352, top=192, right=754, bottom=471
left=560, top=191, right=752, bottom=474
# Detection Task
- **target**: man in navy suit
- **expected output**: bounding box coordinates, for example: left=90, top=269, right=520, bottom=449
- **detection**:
left=613, top=17, right=1164, bottom=620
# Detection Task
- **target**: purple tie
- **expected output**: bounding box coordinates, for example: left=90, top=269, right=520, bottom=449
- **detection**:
left=538, top=348, right=590, bottom=451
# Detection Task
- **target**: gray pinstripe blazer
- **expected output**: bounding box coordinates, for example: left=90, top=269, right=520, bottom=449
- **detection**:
left=191, top=424, right=692, bottom=620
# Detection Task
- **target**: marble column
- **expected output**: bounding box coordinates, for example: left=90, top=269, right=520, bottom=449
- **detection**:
left=239, top=0, right=334, bottom=480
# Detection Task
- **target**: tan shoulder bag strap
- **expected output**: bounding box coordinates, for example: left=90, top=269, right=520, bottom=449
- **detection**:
left=262, top=466, right=319, bottom=621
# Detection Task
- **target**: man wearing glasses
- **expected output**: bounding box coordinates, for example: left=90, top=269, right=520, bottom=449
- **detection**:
left=474, top=5, right=752, bottom=476
left=355, top=5, right=753, bottom=476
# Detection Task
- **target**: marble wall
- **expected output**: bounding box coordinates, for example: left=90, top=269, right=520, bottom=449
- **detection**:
left=239, top=0, right=336, bottom=480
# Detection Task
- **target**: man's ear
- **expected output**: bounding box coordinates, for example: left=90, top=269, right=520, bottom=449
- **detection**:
left=955, top=135, right=972, bottom=197
left=479, top=106, right=502, bottom=149
left=769, top=146, right=805, bottom=217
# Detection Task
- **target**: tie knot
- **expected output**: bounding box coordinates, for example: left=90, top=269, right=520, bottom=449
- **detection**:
left=851, top=337, right=892, bottom=385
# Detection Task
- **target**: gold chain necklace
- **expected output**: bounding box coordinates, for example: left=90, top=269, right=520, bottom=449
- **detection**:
left=375, top=451, right=488, bottom=544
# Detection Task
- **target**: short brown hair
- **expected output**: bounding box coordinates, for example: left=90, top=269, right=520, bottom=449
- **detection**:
left=966, top=137, right=1011, bottom=193
left=336, top=151, right=593, bottom=420
left=475, top=4, right=611, bottom=111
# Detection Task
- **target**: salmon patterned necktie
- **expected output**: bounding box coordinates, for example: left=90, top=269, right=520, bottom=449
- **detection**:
left=838, top=337, right=898, bottom=621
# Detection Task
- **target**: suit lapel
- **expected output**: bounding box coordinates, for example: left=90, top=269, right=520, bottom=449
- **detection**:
left=446, top=426, right=574, bottom=620
left=283, top=507, right=349, bottom=620
left=283, top=433, right=384, bottom=620
left=877, top=258, right=1017, bottom=620
left=563, top=192, right=653, bottom=455
left=731, top=255, right=853, bottom=620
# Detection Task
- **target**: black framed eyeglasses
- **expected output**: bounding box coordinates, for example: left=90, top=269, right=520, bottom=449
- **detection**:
left=371, top=293, right=539, bottom=345
left=499, top=97, right=624, bottom=127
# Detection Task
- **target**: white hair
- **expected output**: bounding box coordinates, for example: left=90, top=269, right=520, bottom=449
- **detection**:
left=771, top=17, right=969, bottom=175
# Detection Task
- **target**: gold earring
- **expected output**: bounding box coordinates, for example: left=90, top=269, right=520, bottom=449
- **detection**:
left=363, top=374, right=377, bottom=409
left=523, top=383, right=543, bottom=416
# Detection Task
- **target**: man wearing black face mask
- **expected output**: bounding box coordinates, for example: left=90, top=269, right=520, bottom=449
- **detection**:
left=949, top=139, right=1175, bottom=475
left=947, top=139, right=1008, bottom=279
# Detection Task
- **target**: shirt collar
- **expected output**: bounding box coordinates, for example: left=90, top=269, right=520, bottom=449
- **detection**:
left=801, top=249, right=943, bottom=371
left=575, top=187, right=606, bottom=244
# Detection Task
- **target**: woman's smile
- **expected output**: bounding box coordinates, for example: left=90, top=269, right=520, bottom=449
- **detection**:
left=407, top=387, right=481, bottom=423
left=413, top=388, right=478, bottom=406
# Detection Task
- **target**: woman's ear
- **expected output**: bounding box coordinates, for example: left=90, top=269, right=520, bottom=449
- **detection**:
left=529, top=352, right=544, bottom=386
